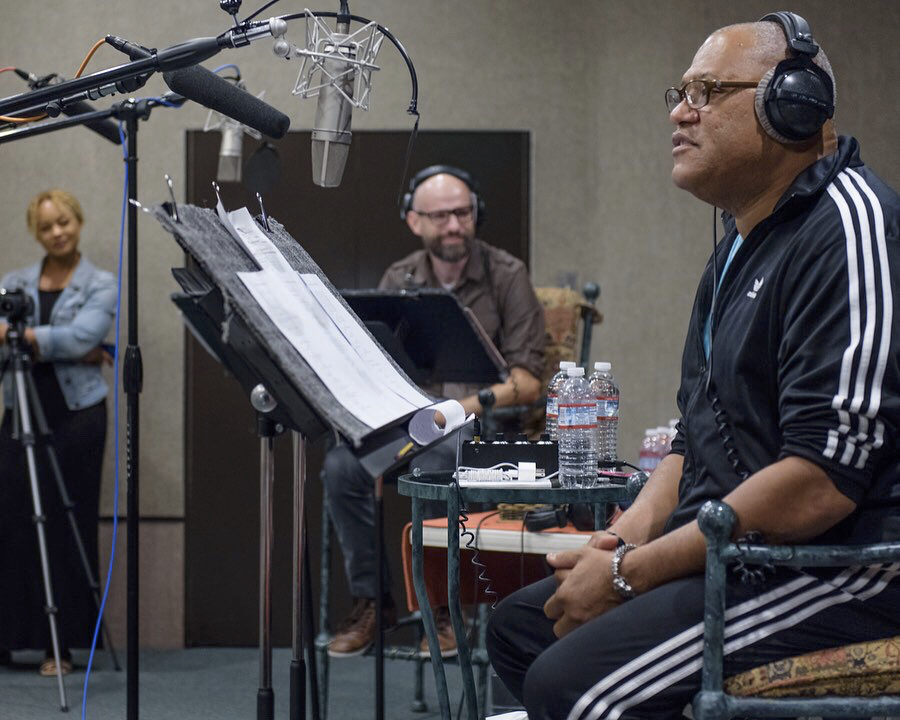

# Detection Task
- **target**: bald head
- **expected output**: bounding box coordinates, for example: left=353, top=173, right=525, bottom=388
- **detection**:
left=405, top=172, right=477, bottom=263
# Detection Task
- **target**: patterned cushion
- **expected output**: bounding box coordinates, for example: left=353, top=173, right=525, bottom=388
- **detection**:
left=514, top=287, right=602, bottom=437
left=535, top=287, right=602, bottom=387
left=724, top=636, right=900, bottom=698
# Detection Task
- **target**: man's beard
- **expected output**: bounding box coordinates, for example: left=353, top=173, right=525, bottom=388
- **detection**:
left=427, top=234, right=471, bottom=263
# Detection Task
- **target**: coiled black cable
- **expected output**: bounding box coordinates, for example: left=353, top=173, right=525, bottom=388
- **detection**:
left=706, top=384, right=750, bottom=482
left=454, top=481, right=499, bottom=611
left=705, top=204, right=750, bottom=483
left=471, top=510, right=501, bottom=608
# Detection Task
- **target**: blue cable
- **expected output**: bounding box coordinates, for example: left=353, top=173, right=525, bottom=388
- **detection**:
left=81, top=120, right=127, bottom=720
left=212, top=63, right=240, bottom=76
left=143, top=96, right=181, bottom=108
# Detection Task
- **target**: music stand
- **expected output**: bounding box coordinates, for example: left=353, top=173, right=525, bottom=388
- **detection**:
left=342, top=289, right=508, bottom=386
left=153, top=201, right=457, bottom=720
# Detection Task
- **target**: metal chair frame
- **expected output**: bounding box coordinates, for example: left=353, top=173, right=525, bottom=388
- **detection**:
left=695, top=499, right=900, bottom=720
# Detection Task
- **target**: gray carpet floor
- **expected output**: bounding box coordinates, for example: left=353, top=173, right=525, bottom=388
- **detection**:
left=0, top=647, right=483, bottom=720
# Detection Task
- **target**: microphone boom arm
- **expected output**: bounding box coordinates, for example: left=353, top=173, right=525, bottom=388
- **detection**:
left=0, top=12, right=417, bottom=118
left=0, top=36, right=222, bottom=117
left=0, top=95, right=185, bottom=145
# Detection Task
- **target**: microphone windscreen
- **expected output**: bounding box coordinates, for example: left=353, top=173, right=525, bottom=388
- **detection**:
left=59, top=100, right=122, bottom=145
left=162, top=65, right=290, bottom=139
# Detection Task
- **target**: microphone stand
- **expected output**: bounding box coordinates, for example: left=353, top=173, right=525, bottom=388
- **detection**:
left=122, top=103, right=143, bottom=720
left=0, top=94, right=183, bottom=720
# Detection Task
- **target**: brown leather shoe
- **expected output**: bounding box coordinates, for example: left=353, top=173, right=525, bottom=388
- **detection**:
left=328, top=596, right=397, bottom=657
left=418, top=606, right=459, bottom=658
left=39, top=657, right=73, bottom=676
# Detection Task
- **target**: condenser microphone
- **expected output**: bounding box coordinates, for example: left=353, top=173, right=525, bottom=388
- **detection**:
left=311, top=18, right=354, bottom=187
left=217, top=120, right=244, bottom=183
left=162, top=65, right=290, bottom=138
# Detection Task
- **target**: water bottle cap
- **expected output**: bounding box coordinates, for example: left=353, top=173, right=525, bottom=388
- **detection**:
left=560, top=360, right=576, bottom=369
left=594, top=361, right=611, bottom=371
left=566, top=367, right=585, bottom=377
left=645, top=428, right=655, bottom=437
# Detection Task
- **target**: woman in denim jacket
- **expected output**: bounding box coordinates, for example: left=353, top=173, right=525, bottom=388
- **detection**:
left=0, top=189, right=116, bottom=676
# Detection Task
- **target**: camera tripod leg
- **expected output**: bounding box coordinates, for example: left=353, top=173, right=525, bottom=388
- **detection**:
left=23, top=371, right=121, bottom=671
left=13, top=367, right=69, bottom=711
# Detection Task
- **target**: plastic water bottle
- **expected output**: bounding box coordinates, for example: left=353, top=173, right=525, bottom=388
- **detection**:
left=557, top=367, right=598, bottom=488
left=656, top=425, right=673, bottom=463
left=589, top=361, right=619, bottom=467
left=638, top=428, right=656, bottom=473
left=545, top=360, right=576, bottom=440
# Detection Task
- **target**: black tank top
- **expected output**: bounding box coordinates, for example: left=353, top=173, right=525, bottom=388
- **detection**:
left=31, top=289, right=69, bottom=422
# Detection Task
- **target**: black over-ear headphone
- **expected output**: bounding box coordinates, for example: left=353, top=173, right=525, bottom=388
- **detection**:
left=400, top=164, right=486, bottom=226
left=755, top=11, right=835, bottom=143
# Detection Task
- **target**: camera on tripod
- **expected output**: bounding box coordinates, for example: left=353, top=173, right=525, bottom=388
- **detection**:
left=0, top=287, right=34, bottom=323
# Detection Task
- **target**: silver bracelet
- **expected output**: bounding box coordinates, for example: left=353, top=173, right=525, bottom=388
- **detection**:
left=611, top=542, right=638, bottom=600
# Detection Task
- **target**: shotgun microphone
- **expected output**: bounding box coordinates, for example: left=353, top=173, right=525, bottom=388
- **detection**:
left=163, top=64, right=290, bottom=138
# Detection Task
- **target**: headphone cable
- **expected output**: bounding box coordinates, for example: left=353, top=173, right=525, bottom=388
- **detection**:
left=705, top=205, right=720, bottom=395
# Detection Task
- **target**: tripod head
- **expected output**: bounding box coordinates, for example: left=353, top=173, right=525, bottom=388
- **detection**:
left=0, top=287, right=34, bottom=325
left=0, top=288, right=34, bottom=366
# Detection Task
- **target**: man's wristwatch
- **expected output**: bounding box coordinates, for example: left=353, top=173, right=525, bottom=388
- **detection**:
left=611, top=542, right=638, bottom=600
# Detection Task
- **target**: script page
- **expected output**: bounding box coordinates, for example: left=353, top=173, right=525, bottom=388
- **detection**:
left=220, top=203, right=463, bottom=437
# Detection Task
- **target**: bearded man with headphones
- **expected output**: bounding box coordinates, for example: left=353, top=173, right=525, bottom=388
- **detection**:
left=487, top=13, right=900, bottom=720
left=323, top=165, right=545, bottom=658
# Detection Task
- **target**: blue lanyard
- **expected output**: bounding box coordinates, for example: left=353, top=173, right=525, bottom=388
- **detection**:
left=703, top=234, right=743, bottom=359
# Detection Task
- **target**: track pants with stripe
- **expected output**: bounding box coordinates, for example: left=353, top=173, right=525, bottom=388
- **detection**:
left=486, top=563, right=899, bottom=720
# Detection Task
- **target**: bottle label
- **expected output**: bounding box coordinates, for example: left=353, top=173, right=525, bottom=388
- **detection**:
left=558, top=402, right=597, bottom=429
left=596, top=396, right=619, bottom=420
left=546, top=394, right=558, bottom=418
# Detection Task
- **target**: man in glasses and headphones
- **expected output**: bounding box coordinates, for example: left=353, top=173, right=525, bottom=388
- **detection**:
left=487, top=13, right=899, bottom=719
left=324, top=165, right=545, bottom=659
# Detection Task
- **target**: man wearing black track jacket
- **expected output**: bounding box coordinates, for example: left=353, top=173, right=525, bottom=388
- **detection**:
left=487, top=14, right=899, bottom=720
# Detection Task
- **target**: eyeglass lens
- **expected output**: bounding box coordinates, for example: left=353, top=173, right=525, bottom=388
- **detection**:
left=419, top=206, right=473, bottom=224
left=666, top=81, right=709, bottom=112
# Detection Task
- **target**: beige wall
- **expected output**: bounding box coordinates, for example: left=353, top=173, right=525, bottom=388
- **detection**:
left=1, top=1, right=897, bottom=646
